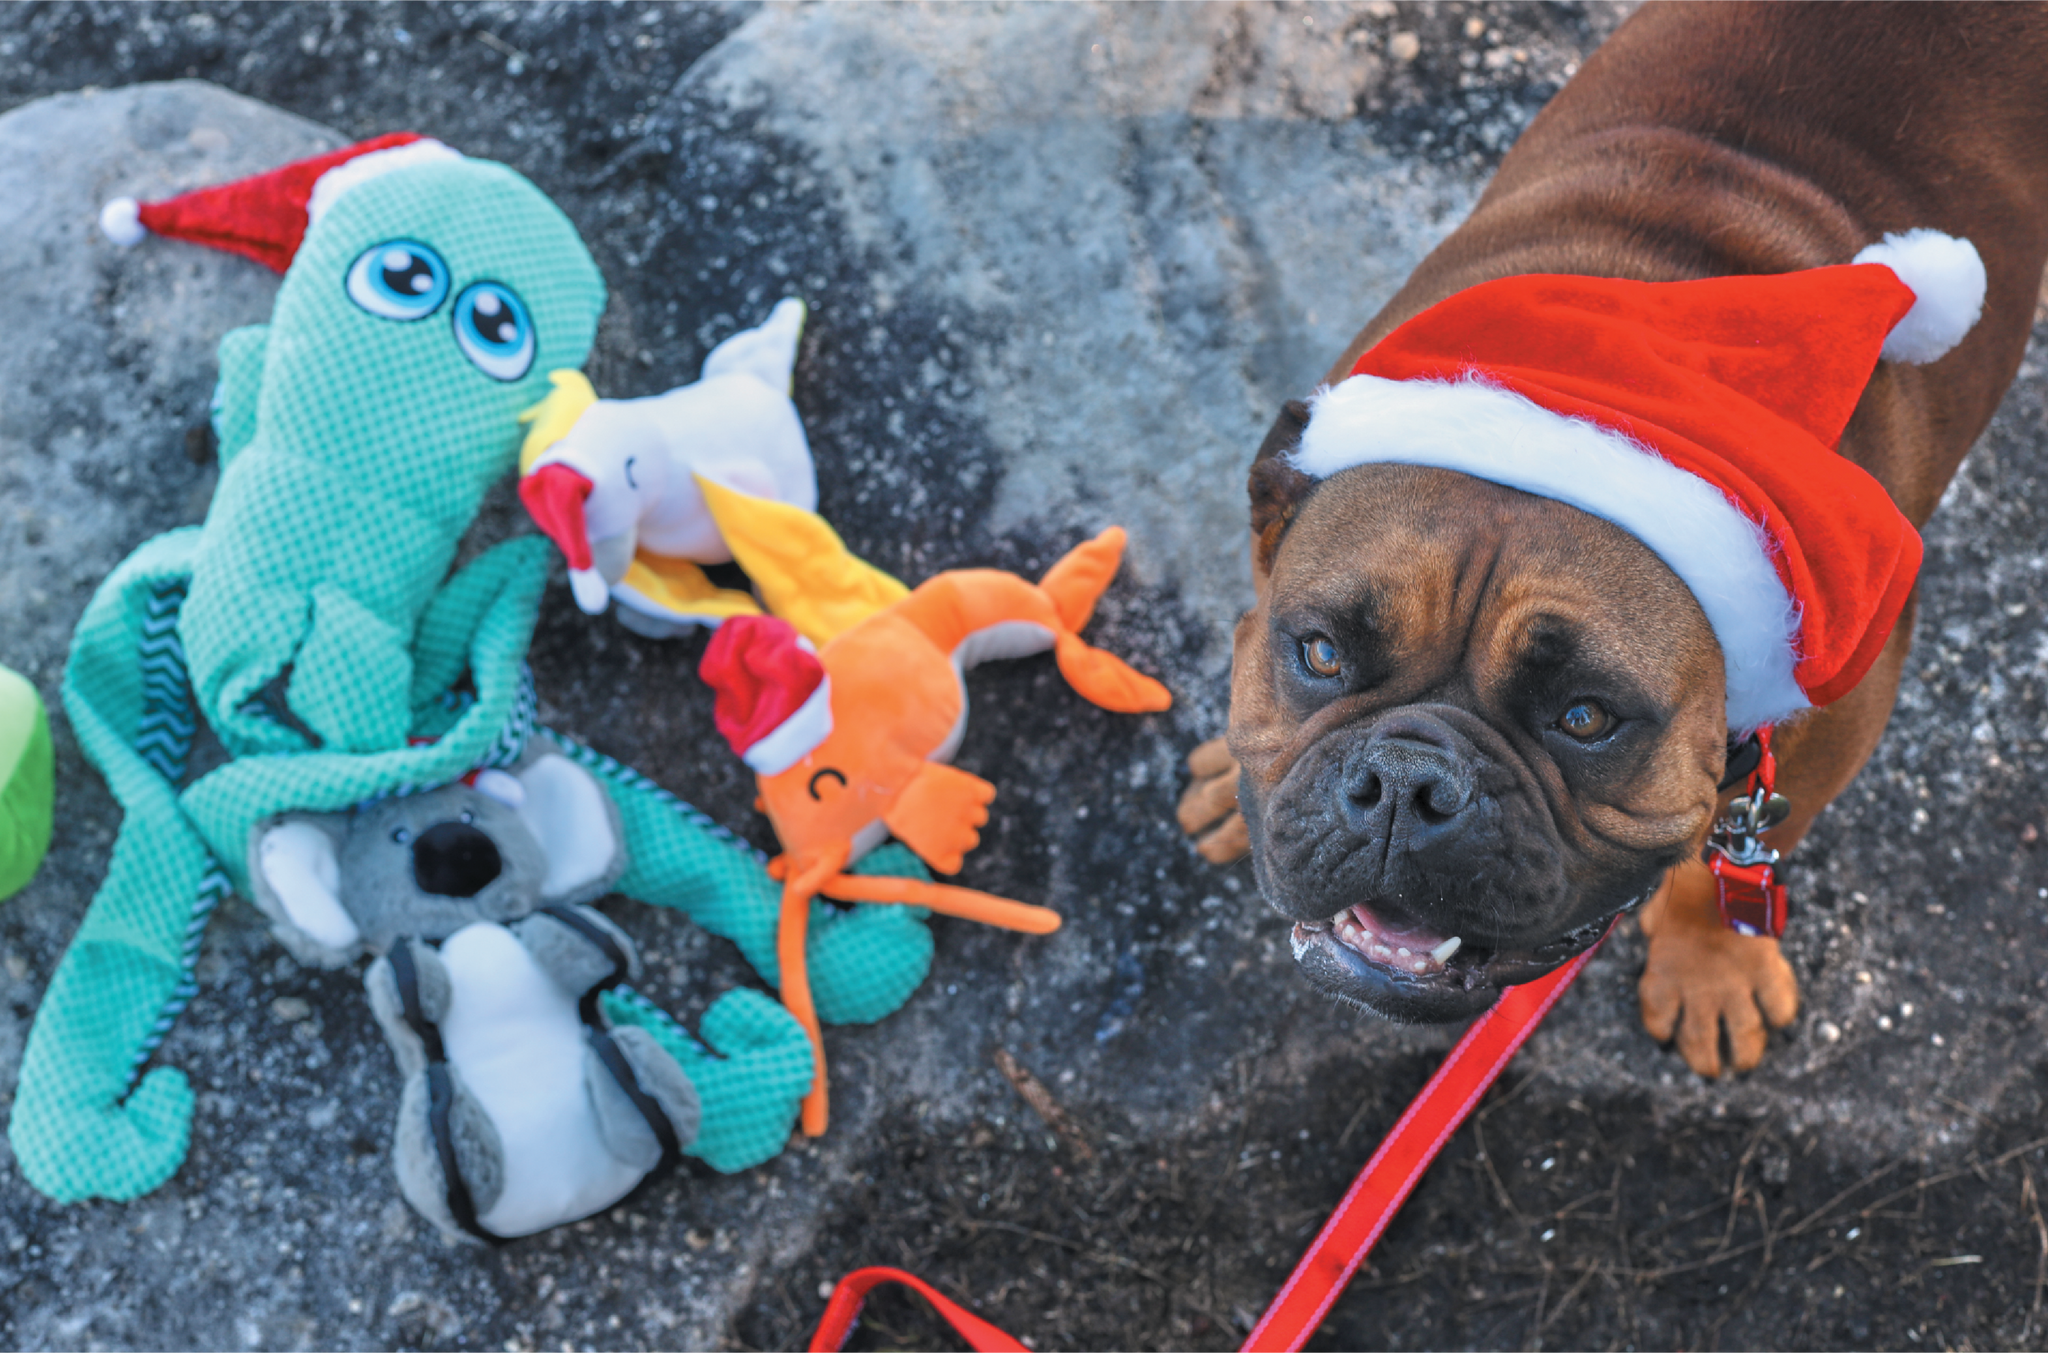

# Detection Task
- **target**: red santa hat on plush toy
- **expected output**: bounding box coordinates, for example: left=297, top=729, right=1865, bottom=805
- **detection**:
left=97, top=131, right=461, bottom=272
left=1291, top=229, right=1987, bottom=731
left=700, top=615, right=835, bottom=775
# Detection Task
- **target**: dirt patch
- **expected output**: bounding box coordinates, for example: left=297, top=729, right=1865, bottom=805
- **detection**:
left=750, top=1057, right=2048, bottom=1351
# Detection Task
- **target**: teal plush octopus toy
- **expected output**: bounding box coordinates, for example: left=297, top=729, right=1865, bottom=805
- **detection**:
left=13, top=134, right=936, bottom=1219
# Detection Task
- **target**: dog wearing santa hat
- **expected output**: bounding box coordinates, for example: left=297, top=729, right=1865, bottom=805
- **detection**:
left=1177, top=2, right=2048, bottom=1078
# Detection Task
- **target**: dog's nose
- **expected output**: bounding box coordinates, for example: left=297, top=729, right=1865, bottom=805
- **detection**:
left=1341, top=733, right=1475, bottom=847
left=412, top=820, right=503, bottom=898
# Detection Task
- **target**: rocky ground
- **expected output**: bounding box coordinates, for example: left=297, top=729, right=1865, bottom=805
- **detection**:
left=3, top=3, right=2046, bottom=1350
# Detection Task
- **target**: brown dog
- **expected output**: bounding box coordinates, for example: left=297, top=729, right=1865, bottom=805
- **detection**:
left=1179, top=3, right=2048, bottom=1077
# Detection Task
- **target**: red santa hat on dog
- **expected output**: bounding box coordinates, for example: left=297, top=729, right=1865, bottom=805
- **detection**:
left=700, top=615, right=835, bottom=775
left=97, top=131, right=461, bottom=273
left=1290, top=230, right=1987, bottom=731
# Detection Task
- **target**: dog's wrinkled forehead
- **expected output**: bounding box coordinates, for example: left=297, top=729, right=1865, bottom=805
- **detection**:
left=1267, top=465, right=1720, bottom=700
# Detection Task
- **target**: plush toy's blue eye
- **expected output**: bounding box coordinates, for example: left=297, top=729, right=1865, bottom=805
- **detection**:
left=345, top=239, right=449, bottom=321
left=451, top=281, right=535, bottom=381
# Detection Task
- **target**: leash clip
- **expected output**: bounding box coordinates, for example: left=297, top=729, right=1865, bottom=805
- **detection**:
left=1704, top=729, right=1792, bottom=938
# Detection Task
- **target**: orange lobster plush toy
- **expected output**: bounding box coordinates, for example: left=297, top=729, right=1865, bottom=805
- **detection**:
left=697, top=491, right=1171, bottom=1134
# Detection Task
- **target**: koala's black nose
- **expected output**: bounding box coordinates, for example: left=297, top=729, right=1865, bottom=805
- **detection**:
left=1341, top=725, right=1475, bottom=848
left=413, top=821, right=503, bottom=898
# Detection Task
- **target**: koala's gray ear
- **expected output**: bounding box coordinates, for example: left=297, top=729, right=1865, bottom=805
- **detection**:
left=497, top=744, right=628, bottom=906
left=248, top=811, right=363, bottom=967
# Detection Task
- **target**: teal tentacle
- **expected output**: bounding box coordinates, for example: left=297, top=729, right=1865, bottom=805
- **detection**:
left=409, top=537, right=549, bottom=713
left=600, top=985, right=814, bottom=1174
left=12, top=531, right=215, bottom=1201
left=811, top=844, right=936, bottom=1026
left=179, top=535, right=549, bottom=895
left=552, top=737, right=784, bottom=970
left=556, top=739, right=935, bottom=1025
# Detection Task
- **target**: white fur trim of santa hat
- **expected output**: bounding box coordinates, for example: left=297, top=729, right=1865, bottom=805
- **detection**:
left=741, top=675, right=834, bottom=776
left=1854, top=229, right=1986, bottom=364
left=1291, top=374, right=1809, bottom=732
left=306, top=137, right=461, bottom=225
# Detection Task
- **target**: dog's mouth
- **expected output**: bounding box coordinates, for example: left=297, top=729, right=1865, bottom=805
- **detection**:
left=1288, top=896, right=1629, bottom=1021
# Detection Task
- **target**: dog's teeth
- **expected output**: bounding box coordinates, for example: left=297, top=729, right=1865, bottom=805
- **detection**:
left=1410, top=959, right=1431, bottom=974
left=1430, top=936, right=1463, bottom=963
left=1396, top=947, right=1411, bottom=958
left=1371, top=943, right=1391, bottom=957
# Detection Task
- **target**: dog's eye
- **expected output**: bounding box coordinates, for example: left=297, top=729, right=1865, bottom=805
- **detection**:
left=1556, top=701, right=1614, bottom=741
left=1301, top=635, right=1342, bottom=678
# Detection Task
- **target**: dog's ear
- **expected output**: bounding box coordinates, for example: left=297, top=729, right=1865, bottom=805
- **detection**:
left=1249, top=399, right=1317, bottom=583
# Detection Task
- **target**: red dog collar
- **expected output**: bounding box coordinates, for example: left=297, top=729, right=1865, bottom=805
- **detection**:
left=1706, top=727, right=1792, bottom=938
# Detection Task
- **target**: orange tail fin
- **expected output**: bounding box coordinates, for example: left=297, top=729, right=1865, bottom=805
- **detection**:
left=1037, top=527, right=1126, bottom=633
left=1054, top=631, right=1172, bottom=713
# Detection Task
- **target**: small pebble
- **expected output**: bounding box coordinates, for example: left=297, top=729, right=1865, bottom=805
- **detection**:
left=1818, top=1020, right=1842, bottom=1043
left=817, top=1281, right=836, bottom=1300
left=271, top=996, right=312, bottom=1022
left=1388, top=31, right=1421, bottom=61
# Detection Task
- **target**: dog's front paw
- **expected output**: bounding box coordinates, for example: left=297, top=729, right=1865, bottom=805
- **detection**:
left=1637, top=859, right=1799, bottom=1077
left=1178, top=738, right=1249, bottom=864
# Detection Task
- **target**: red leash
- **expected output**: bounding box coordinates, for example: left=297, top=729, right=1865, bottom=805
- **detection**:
left=809, top=933, right=1607, bottom=1353
left=809, top=1265, right=1027, bottom=1352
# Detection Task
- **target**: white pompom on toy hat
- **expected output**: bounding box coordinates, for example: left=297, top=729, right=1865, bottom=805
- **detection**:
left=97, top=196, right=146, bottom=246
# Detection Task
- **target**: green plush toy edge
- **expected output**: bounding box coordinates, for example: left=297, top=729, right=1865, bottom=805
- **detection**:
left=0, top=663, right=54, bottom=901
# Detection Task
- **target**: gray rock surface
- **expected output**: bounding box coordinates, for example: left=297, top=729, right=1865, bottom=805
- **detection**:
left=3, top=5, right=2047, bottom=1350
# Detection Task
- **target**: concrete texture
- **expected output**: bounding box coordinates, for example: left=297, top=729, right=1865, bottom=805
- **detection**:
left=3, top=4, right=2047, bottom=1350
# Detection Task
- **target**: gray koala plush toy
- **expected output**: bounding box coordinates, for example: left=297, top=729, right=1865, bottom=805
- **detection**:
left=247, top=735, right=700, bottom=1241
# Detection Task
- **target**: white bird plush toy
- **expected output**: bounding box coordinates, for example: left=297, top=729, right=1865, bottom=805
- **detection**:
left=518, top=298, right=816, bottom=629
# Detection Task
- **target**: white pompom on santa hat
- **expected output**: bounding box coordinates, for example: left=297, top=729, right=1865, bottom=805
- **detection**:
left=98, top=131, right=461, bottom=273
left=699, top=615, right=835, bottom=776
left=1289, top=229, right=1987, bottom=732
